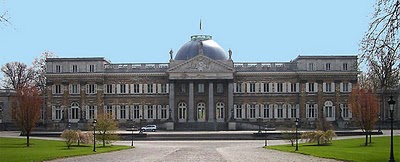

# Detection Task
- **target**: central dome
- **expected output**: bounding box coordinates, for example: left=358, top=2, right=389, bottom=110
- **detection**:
left=174, top=35, right=228, bottom=60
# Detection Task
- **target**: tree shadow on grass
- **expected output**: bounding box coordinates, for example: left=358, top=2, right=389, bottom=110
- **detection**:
left=0, top=143, right=35, bottom=148
left=302, top=143, right=332, bottom=147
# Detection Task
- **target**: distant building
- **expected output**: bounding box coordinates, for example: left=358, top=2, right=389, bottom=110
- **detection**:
left=0, top=89, right=16, bottom=130
left=44, top=34, right=361, bottom=130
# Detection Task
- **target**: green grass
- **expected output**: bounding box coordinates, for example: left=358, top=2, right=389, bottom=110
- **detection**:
left=268, top=136, right=400, bottom=162
left=0, top=137, right=132, bottom=162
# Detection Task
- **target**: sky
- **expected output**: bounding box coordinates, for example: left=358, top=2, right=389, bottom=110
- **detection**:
left=0, top=1, right=375, bottom=68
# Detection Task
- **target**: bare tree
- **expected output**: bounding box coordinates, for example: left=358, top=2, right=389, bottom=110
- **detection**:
left=360, top=0, right=400, bottom=123
left=32, top=51, right=57, bottom=91
left=348, top=86, right=380, bottom=146
left=0, top=0, right=11, bottom=26
left=360, top=0, right=400, bottom=90
left=95, top=113, right=119, bottom=147
left=12, top=86, right=43, bottom=147
left=1, top=62, right=35, bottom=89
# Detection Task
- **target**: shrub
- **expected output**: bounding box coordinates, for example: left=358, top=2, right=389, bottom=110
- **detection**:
left=76, top=130, right=94, bottom=146
left=61, top=129, right=78, bottom=149
left=301, top=130, right=336, bottom=145
left=80, top=131, right=94, bottom=144
left=282, top=128, right=296, bottom=146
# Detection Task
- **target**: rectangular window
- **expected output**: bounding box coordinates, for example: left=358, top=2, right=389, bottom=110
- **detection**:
left=86, top=84, right=97, bottom=94
left=161, top=106, right=167, bottom=119
left=265, top=83, right=270, bottom=93
left=55, top=106, right=62, bottom=120
left=291, top=83, right=297, bottom=92
left=263, top=105, right=270, bottom=118
left=308, top=83, right=315, bottom=92
left=277, top=83, right=283, bottom=92
left=55, top=85, right=62, bottom=94
left=217, top=83, right=223, bottom=93
left=106, top=84, right=113, bottom=94
left=308, top=63, right=315, bottom=71
left=55, top=65, right=62, bottom=73
left=147, top=84, right=153, bottom=93
left=342, top=104, right=349, bottom=118
left=147, top=106, right=154, bottom=119
left=325, top=63, right=331, bottom=71
left=106, top=105, right=113, bottom=119
left=235, top=83, right=242, bottom=93
left=325, top=83, right=332, bottom=92
left=342, top=63, right=348, bottom=71
left=161, top=84, right=167, bottom=93
left=235, top=105, right=243, bottom=119
left=307, top=104, right=316, bottom=118
left=133, top=84, right=140, bottom=93
left=249, top=105, right=256, bottom=118
left=120, top=84, right=127, bottom=94
left=120, top=105, right=126, bottom=119
left=72, top=65, right=78, bottom=73
left=133, top=105, right=140, bottom=119
left=277, top=105, right=284, bottom=118
left=88, top=105, right=95, bottom=119
left=249, top=83, right=256, bottom=93
left=290, top=108, right=297, bottom=118
left=89, top=65, right=95, bottom=72
left=343, top=83, right=349, bottom=92
left=70, top=84, right=79, bottom=94
left=198, top=83, right=205, bottom=93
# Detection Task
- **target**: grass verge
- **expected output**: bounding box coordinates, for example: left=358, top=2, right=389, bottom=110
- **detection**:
left=0, top=137, right=132, bottom=162
left=267, top=136, right=400, bottom=162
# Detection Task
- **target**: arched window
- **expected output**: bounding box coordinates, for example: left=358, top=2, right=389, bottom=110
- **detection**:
left=216, top=102, right=224, bottom=119
left=324, top=101, right=335, bottom=120
left=178, top=102, right=187, bottom=120
left=69, top=102, right=80, bottom=122
left=197, top=102, right=206, bottom=121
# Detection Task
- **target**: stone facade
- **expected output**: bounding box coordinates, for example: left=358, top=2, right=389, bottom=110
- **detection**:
left=44, top=34, right=363, bottom=130
left=0, top=89, right=16, bottom=130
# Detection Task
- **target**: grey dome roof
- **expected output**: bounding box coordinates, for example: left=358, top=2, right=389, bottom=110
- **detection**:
left=174, top=35, right=228, bottom=60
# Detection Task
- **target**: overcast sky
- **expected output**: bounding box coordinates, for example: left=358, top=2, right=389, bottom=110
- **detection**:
left=0, top=1, right=374, bottom=68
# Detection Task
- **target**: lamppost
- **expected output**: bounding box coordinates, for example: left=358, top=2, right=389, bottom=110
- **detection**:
left=388, top=95, right=395, bottom=162
left=131, top=125, right=135, bottom=147
left=139, top=115, right=143, bottom=134
left=92, top=119, right=97, bottom=152
left=264, top=126, right=268, bottom=147
left=378, top=114, right=381, bottom=133
left=258, top=117, right=262, bottom=133
left=295, top=118, right=299, bottom=151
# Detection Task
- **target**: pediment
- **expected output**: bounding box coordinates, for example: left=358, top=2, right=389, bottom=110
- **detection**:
left=167, top=55, right=234, bottom=73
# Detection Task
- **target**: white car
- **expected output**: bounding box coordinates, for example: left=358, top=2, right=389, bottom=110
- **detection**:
left=141, top=125, right=157, bottom=132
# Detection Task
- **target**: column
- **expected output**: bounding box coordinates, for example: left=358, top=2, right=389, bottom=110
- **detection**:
left=168, top=83, right=175, bottom=121
left=208, top=82, right=214, bottom=122
left=188, top=82, right=195, bottom=122
left=228, top=82, right=234, bottom=120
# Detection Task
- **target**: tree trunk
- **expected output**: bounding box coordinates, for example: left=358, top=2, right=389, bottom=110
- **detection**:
left=102, top=133, right=105, bottom=147
left=369, top=134, right=372, bottom=143
left=365, top=133, right=368, bottom=146
left=27, top=133, right=30, bottom=147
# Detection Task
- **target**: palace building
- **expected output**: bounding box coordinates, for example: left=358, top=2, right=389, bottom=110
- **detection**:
left=44, top=34, right=359, bottom=130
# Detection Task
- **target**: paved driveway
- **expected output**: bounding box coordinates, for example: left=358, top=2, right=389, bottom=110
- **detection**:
left=48, top=140, right=339, bottom=162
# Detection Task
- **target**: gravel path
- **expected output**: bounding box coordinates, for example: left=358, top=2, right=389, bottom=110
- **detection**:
left=47, top=140, right=339, bottom=162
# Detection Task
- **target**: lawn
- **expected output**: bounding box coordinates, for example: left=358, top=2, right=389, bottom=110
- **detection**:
left=0, top=137, right=132, bottom=162
left=268, top=136, right=400, bottom=162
